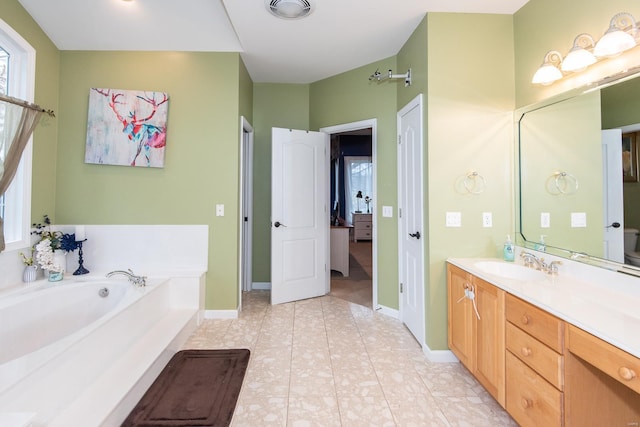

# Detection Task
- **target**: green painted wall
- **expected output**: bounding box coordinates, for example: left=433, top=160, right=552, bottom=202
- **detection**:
left=425, top=13, right=515, bottom=350
left=0, top=0, right=60, bottom=222
left=56, top=51, right=243, bottom=310
left=251, top=83, right=310, bottom=282
left=309, top=57, right=398, bottom=308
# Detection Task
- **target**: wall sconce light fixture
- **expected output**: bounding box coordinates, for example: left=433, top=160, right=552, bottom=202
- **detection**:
left=561, top=33, right=596, bottom=72
left=532, top=12, right=639, bottom=85
left=369, top=68, right=412, bottom=86
left=532, top=51, right=563, bottom=85
left=594, top=12, right=637, bottom=57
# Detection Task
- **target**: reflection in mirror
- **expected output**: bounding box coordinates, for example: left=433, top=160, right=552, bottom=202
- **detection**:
left=519, top=91, right=603, bottom=257
left=518, top=72, right=640, bottom=275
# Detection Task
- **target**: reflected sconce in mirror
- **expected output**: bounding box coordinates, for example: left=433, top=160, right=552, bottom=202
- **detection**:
left=532, top=12, right=639, bottom=85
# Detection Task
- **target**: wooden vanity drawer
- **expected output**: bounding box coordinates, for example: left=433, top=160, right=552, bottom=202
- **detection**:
left=506, top=351, right=563, bottom=427
left=506, top=322, right=563, bottom=390
left=506, top=294, right=563, bottom=353
left=567, top=324, right=640, bottom=395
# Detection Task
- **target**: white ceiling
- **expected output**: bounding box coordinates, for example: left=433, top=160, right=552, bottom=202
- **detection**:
left=17, top=0, right=530, bottom=84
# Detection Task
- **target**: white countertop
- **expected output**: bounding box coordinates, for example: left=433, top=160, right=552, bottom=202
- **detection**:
left=447, top=254, right=640, bottom=359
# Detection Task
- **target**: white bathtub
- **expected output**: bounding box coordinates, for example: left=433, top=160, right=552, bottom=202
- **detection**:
left=0, top=274, right=203, bottom=426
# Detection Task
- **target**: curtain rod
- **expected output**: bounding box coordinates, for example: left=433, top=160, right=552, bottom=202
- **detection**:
left=0, top=93, right=55, bottom=117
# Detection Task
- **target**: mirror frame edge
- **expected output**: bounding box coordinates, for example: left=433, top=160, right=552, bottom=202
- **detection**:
left=515, top=71, right=640, bottom=278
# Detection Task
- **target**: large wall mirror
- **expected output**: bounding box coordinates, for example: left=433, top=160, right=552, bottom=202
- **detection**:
left=518, top=71, right=640, bottom=275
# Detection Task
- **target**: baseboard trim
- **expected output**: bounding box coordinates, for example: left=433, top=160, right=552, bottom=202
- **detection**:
left=203, top=309, right=238, bottom=319
left=422, top=344, right=459, bottom=363
left=252, top=282, right=271, bottom=290
left=374, top=304, right=399, bottom=319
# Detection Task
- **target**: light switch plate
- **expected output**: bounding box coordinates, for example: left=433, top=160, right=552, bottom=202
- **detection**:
left=541, top=212, right=550, bottom=228
left=446, top=212, right=462, bottom=227
left=216, top=204, right=224, bottom=217
left=571, top=212, right=586, bottom=228
left=382, top=206, right=393, bottom=218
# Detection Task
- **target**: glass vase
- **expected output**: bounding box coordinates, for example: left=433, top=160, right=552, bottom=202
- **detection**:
left=48, top=270, right=63, bottom=282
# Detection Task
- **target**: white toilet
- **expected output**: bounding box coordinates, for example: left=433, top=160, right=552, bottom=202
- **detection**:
left=624, top=228, right=640, bottom=266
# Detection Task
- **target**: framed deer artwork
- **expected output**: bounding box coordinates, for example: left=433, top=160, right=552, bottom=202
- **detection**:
left=85, top=88, right=169, bottom=168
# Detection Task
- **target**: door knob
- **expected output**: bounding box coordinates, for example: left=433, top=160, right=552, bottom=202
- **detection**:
left=606, top=222, right=621, bottom=228
left=409, top=231, right=421, bottom=239
left=274, top=221, right=286, bottom=228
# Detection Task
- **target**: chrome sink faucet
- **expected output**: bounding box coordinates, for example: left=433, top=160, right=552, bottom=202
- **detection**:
left=520, top=252, right=562, bottom=275
left=106, top=269, right=146, bottom=287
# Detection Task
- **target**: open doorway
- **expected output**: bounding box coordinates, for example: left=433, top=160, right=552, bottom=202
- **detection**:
left=321, top=120, right=376, bottom=309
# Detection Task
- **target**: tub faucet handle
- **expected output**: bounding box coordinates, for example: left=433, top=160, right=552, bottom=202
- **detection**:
left=106, top=269, right=147, bottom=287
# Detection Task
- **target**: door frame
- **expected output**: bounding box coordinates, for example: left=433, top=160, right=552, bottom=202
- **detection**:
left=320, top=119, right=378, bottom=309
left=397, top=94, right=425, bottom=345
left=239, top=116, right=254, bottom=309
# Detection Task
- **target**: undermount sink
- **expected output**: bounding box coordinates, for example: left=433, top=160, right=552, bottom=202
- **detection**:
left=473, top=261, right=547, bottom=282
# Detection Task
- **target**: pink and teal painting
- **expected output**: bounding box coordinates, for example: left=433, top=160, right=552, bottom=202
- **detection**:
left=85, top=88, right=169, bottom=168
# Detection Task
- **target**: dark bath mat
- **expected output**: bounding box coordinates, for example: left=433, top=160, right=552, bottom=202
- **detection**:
left=122, top=349, right=250, bottom=427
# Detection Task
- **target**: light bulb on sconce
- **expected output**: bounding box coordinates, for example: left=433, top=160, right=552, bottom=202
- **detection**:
left=532, top=12, right=640, bottom=85
left=561, top=33, right=597, bottom=72
left=594, top=12, right=637, bottom=57
left=532, top=51, right=563, bottom=85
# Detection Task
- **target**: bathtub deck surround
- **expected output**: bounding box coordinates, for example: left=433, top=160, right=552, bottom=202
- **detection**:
left=0, top=224, right=208, bottom=425
left=0, top=224, right=209, bottom=291
left=0, top=273, right=205, bottom=425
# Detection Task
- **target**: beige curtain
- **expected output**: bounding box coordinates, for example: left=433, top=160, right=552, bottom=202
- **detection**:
left=0, top=101, right=42, bottom=252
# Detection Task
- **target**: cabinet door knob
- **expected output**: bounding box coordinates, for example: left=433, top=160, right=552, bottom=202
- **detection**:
left=618, top=366, right=637, bottom=381
left=521, top=347, right=532, bottom=357
left=521, top=398, right=533, bottom=409
left=521, top=314, right=530, bottom=325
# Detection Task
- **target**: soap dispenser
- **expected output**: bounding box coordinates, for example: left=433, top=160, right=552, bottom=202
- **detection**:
left=503, top=235, right=515, bottom=262
left=534, top=235, right=546, bottom=252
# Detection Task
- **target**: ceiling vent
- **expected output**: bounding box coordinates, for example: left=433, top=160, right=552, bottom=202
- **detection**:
left=266, top=0, right=314, bottom=20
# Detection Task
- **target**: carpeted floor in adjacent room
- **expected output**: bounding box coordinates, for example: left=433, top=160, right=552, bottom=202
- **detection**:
left=330, top=241, right=372, bottom=308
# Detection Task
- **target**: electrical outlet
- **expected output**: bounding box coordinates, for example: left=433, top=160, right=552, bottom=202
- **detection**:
left=216, top=204, right=224, bottom=217
left=482, top=212, right=492, bottom=228
left=541, top=212, right=551, bottom=228
left=446, top=212, right=462, bottom=227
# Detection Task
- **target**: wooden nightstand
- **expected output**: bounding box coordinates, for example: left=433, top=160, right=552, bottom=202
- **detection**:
left=352, top=213, right=372, bottom=242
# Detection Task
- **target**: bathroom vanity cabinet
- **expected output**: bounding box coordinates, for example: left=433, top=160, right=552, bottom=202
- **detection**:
left=447, top=261, right=640, bottom=426
left=565, top=324, right=640, bottom=425
left=505, top=295, right=564, bottom=427
left=447, top=264, right=505, bottom=406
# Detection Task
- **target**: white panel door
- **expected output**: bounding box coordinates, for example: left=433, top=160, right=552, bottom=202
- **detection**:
left=271, top=128, right=329, bottom=305
left=398, top=94, right=425, bottom=345
left=602, top=129, right=624, bottom=263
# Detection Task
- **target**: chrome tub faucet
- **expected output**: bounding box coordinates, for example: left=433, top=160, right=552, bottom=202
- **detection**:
left=106, top=269, right=147, bottom=287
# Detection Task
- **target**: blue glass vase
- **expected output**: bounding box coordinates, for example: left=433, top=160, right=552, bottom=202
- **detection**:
left=48, top=271, right=63, bottom=282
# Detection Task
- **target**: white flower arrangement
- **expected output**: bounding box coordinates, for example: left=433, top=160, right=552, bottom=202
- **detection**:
left=35, top=238, right=63, bottom=273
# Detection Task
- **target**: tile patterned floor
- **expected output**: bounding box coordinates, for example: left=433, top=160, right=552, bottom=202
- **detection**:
left=183, top=291, right=517, bottom=427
